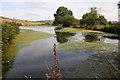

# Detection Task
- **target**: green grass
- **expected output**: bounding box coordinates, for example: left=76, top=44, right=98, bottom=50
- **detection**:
left=59, top=27, right=104, bottom=34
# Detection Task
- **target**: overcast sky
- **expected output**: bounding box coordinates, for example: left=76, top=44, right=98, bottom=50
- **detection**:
left=0, top=0, right=119, bottom=21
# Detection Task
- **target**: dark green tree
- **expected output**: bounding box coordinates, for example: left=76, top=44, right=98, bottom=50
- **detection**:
left=53, top=6, right=78, bottom=27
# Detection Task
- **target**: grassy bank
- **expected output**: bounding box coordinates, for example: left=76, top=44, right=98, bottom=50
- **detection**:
left=56, top=27, right=104, bottom=34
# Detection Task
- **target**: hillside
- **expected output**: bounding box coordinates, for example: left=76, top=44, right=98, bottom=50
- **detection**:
left=0, top=16, right=46, bottom=26
left=37, top=20, right=53, bottom=23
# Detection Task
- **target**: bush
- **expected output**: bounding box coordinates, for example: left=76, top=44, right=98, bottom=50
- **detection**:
left=101, top=22, right=120, bottom=35
left=2, top=22, right=20, bottom=53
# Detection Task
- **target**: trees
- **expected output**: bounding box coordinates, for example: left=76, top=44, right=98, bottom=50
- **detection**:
left=53, top=6, right=78, bottom=27
left=62, top=15, right=78, bottom=27
left=80, top=7, right=107, bottom=30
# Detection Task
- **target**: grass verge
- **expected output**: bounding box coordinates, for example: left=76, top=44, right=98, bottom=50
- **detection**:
left=59, top=27, right=104, bottom=34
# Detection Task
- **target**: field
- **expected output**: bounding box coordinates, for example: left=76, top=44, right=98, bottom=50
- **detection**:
left=0, top=16, right=45, bottom=26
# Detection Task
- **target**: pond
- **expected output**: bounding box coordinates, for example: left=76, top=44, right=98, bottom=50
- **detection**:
left=2, top=26, right=119, bottom=79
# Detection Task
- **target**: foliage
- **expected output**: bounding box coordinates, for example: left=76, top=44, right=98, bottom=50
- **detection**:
left=99, top=15, right=107, bottom=25
left=53, top=6, right=78, bottom=27
left=62, top=15, right=78, bottom=27
left=101, top=22, right=120, bottom=35
left=2, top=22, right=20, bottom=53
left=16, top=23, right=22, bottom=26
left=80, top=7, right=107, bottom=30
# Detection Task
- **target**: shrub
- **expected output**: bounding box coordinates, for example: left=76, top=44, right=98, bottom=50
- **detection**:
left=2, top=22, right=20, bottom=53
left=101, top=22, right=120, bottom=35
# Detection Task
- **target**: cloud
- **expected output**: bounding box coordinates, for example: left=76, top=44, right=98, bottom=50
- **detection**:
left=25, top=2, right=48, bottom=9
left=1, top=0, right=120, bottom=2
left=0, top=0, right=119, bottom=21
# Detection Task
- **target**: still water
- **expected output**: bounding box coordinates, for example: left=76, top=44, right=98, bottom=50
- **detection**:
left=2, top=26, right=119, bottom=78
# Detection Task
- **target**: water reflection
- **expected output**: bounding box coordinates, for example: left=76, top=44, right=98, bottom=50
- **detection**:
left=103, top=35, right=120, bottom=41
left=3, top=37, right=57, bottom=78
left=82, top=32, right=119, bottom=43
left=83, top=33, right=99, bottom=42
left=2, top=45, right=19, bottom=78
left=19, top=26, right=55, bottom=34
left=102, top=34, right=119, bottom=44
left=2, top=26, right=119, bottom=79
left=55, top=31, right=75, bottom=43
left=2, top=60, right=14, bottom=78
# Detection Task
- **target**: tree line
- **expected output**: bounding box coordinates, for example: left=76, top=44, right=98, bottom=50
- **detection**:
left=53, top=6, right=120, bottom=35
left=2, top=22, right=20, bottom=53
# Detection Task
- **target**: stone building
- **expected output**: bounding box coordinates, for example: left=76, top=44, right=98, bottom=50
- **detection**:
left=118, top=1, right=120, bottom=22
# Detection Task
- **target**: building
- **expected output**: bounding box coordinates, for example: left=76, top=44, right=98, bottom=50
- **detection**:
left=118, top=1, right=120, bottom=22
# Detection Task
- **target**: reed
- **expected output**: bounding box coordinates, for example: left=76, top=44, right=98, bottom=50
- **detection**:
left=45, top=44, right=62, bottom=80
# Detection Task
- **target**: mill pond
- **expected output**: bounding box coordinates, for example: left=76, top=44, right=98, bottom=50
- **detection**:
left=2, top=26, right=119, bottom=79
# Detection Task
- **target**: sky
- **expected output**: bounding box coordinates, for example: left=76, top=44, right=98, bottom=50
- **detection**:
left=0, top=0, right=119, bottom=21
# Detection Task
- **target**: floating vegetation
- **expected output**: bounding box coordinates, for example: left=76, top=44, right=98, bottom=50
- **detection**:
left=70, top=51, right=119, bottom=78
left=59, top=41, right=117, bottom=52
